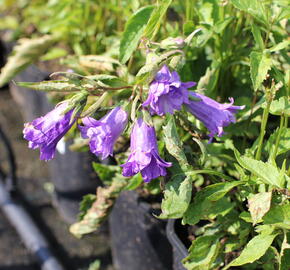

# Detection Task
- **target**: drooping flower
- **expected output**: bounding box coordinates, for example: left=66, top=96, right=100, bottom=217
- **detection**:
left=186, top=92, right=245, bottom=142
left=142, top=65, right=196, bottom=116
left=121, top=118, right=171, bottom=183
left=23, top=102, right=75, bottom=161
left=79, top=106, right=128, bottom=160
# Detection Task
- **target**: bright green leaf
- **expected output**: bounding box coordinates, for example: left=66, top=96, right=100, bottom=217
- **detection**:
left=250, top=51, right=271, bottom=91
left=159, top=174, right=193, bottom=219
left=143, top=0, right=172, bottom=39
left=234, top=150, right=286, bottom=188
left=119, top=6, right=154, bottom=64
left=263, top=204, right=290, bottom=230
left=251, top=23, right=264, bottom=50
left=183, top=235, right=221, bottom=270
left=224, top=232, right=278, bottom=269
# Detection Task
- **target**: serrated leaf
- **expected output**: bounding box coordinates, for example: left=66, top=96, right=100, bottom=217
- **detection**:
left=248, top=192, right=272, bottom=225
left=250, top=51, right=272, bottom=91
left=70, top=176, right=127, bottom=238
left=182, top=183, right=236, bottom=225
left=119, top=5, right=154, bottom=64
left=163, top=115, right=189, bottom=170
left=263, top=204, right=290, bottom=229
left=159, top=174, right=193, bottom=219
left=0, top=35, right=57, bottom=87
left=224, top=232, right=278, bottom=269
left=183, top=235, right=221, bottom=270
left=231, top=0, right=268, bottom=25
left=78, top=194, right=96, bottom=221
left=234, top=150, right=286, bottom=188
left=143, top=0, right=172, bottom=39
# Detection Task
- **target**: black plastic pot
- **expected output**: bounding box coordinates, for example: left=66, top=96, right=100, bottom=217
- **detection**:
left=166, top=219, right=188, bottom=270
left=8, top=64, right=101, bottom=223
left=109, top=190, right=173, bottom=270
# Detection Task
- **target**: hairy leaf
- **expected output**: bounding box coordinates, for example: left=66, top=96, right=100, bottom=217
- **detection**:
left=224, top=232, right=278, bottom=268
left=183, top=235, right=221, bottom=270
left=119, top=6, right=154, bottom=64
left=143, top=0, right=172, bottom=39
left=250, top=51, right=271, bottom=91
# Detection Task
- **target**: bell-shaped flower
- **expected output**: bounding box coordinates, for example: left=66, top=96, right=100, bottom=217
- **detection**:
left=121, top=118, right=171, bottom=183
left=23, top=102, right=75, bottom=161
left=186, top=92, right=245, bottom=142
left=142, top=65, right=196, bottom=116
left=79, top=106, right=128, bottom=160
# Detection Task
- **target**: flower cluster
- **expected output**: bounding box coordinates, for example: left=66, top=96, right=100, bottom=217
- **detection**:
left=24, top=65, right=244, bottom=182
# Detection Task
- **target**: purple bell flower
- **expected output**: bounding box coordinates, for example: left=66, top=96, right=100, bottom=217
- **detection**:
left=186, top=92, right=245, bottom=142
left=142, top=65, right=196, bottom=116
left=79, top=106, right=128, bottom=160
left=121, top=118, right=171, bottom=183
left=23, top=102, right=74, bottom=161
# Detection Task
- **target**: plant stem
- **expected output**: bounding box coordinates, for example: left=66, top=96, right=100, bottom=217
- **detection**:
left=273, top=116, right=285, bottom=159
left=255, top=99, right=271, bottom=160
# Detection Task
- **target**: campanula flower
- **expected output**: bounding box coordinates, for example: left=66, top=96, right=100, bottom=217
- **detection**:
left=79, top=106, right=128, bottom=160
left=142, top=65, right=196, bottom=116
left=186, top=92, right=245, bottom=142
left=23, top=102, right=74, bottom=161
left=122, top=118, right=171, bottom=183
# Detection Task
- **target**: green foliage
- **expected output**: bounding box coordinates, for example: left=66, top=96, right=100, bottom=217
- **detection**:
left=119, top=5, right=154, bottom=64
left=2, top=0, right=289, bottom=268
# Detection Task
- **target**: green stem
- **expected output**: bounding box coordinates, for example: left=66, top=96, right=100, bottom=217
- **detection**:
left=273, top=116, right=285, bottom=159
left=255, top=99, right=271, bottom=160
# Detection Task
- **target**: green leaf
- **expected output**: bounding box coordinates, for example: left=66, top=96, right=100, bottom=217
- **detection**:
left=231, top=0, right=268, bottom=25
left=124, top=173, right=143, bottom=191
left=251, top=23, right=264, bottom=50
left=0, top=35, right=57, bottom=87
left=224, top=232, right=278, bottom=269
left=263, top=204, right=290, bottom=230
left=265, top=127, right=290, bottom=156
left=234, top=150, right=286, bottom=188
left=119, top=6, right=154, bottom=64
left=214, top=17, right=234, bottom=34
left=248, top=192, right=272, bottom=225
left=183, top=235, right=221, bottom=270
left=159, top=174, right=193, bottom=219
left=182, top=183, right=237, bottom=225
left=268, top=97, right=290, bottom=116
left=163, top=115, right=189, bottom=171
left=250, top=51, right=272, bottom=91
left=92, top=162, right=120, bottom=185
left=78, top=194, right=96, bottom=221
left=87, top=74, right=128, bottom=88
left=143, top=0, right=172, bottom=39
left=269, top=40, right=290, bottom=52
left=40, top=47, right=67, bottom=61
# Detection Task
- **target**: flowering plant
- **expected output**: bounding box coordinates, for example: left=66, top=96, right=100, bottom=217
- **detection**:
left=0, top=0, right=289, bottom=269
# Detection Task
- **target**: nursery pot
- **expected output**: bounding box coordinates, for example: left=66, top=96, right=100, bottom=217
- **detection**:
left=109, top=190, right=173, bottom=270
left=166, top=219, right=188, bottom=270
left=9, top=63, right=101, bottom=223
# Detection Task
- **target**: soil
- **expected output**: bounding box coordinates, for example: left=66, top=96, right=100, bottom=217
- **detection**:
left=0, top=88, right=112, bottom=270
